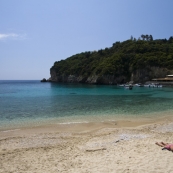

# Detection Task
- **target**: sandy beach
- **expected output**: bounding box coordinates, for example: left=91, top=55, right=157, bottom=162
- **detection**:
left=0, top=119, right=173, bottom=173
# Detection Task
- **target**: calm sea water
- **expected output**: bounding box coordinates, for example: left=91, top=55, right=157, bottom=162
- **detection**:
left=0, top=80, right=173, bottom=130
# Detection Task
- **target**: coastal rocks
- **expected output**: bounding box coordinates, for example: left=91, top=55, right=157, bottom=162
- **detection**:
left=95, top=75, right=127, bottom=84
left=50, top=68, right=127, bottom=84
left=40, top=78, right=52, bottom=82
left=50, top=67, right=173, bottom=84
left=131, top=67, right=172, bottom=83
left=41, top=78, right=47, bottom=82
left=50, top=74, right=127, bottom=84
left=86, top=75, right=98, bottom=84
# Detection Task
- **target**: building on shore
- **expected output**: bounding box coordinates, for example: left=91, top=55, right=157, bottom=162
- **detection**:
left=151, top=75, right=173, bottom=85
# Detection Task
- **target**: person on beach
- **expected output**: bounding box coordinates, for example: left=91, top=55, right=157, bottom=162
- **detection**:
left=155, top=142, right=173, bottom=151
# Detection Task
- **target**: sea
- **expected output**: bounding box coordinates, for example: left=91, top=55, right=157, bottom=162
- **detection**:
left=0, top=80, right=173, bottom=130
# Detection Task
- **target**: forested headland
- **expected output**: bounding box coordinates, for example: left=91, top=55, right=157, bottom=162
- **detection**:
left=50, top=35, right=173, bottom=84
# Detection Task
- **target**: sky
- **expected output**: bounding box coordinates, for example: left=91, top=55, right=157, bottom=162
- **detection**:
left=0, top=0, right=173, bottom=80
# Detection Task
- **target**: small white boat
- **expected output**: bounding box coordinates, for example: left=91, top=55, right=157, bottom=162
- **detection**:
left=153, top=83, right=162, bottom=88
left=119, top=84, right=125, bottom=87
left=144, top=83, right=162, bottom=88
left=144, top=84, right=150, bottom=87
left=134, top=83, right=144, bottom=87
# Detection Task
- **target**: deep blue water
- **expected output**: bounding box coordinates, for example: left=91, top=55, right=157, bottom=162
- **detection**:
left=0, top=80, right=173, bottom=130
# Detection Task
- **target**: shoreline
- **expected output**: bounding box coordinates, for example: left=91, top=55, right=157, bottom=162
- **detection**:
left=0, top=114, right=173, bottom=138
left=0, top=110, right=173, bottom=132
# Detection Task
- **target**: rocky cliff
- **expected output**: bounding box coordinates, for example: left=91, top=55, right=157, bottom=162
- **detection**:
left=50, top=67, right=172, bottom=84
left=131, top=67, right=172, bottom=83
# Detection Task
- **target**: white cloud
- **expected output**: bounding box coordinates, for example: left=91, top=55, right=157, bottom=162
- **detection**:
left=0, top=33, right=26, bottom=40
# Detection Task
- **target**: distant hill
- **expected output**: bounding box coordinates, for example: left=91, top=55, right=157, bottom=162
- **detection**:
left=50, top=35, right=173, bottom=84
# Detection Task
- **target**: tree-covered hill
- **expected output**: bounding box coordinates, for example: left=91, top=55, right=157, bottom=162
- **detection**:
left=50, top=35, right=173, bottom=84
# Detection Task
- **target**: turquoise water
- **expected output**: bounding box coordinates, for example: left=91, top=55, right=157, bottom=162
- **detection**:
left=0, top=80, right=173, bottom=130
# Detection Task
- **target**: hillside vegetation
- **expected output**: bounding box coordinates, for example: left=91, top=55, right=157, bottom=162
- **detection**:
left=50, top=35, right=173, bottom=84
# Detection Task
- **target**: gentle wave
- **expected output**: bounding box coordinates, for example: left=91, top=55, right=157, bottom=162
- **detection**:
left=57, top=121, right=89, bottom=125
left=1, top=129, right=21, bottom=133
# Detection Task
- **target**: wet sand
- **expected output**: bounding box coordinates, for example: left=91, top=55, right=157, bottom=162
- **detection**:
left=0, top=118, right=173, bottom=173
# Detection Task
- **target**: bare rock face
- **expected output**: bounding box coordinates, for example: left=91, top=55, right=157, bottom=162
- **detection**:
left=50, top=69, right=59, bottom=82
left=50, top=67, right=173, bottom=84
left=131, top=67, right=172, bottom=83
left=50, top=68, right=128, bottom=84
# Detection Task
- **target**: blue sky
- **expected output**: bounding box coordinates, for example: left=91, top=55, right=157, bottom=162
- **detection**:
left=0, top=0, right=173, bottom=80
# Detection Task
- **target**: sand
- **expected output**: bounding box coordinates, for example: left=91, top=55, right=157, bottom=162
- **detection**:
left=0, top=120, right=173, bottom=173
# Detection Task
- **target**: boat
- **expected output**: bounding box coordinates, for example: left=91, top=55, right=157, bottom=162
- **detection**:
left=144, top=84, right=150, bottom=87
left=124, top=84, right=133, bottom=90
left=119, top=84, right=125, bottom=87
left=134, top=83, right=144, bottom=87
left=152, top=83, right=162, bottom=88
left=144, top=83, right=162, bottom=88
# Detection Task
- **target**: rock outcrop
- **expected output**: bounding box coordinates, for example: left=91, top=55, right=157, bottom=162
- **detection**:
left=41, top=77, right=52, bottom=82
left=41, top=78, right=47, bottom=82
left=49, top=36, right=173, bottom=85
